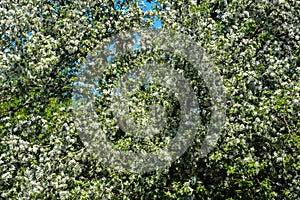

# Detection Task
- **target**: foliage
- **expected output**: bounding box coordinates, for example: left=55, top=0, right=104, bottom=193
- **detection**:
left=1, top=0, right=299, bottom=199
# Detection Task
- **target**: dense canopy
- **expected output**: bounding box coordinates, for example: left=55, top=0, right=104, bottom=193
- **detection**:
left=0, top=0, right=299, bottom=199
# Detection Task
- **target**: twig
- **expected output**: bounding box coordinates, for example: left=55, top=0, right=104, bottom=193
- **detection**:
left=282, top=116, right=291, bottom=133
